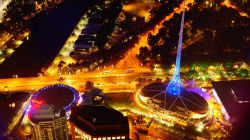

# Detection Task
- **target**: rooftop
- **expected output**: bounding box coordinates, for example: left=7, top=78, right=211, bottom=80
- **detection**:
left=212, top=80, right=250, bottom=120
left=141, top=82, right=209, bottom=115
left=70, top=105, right=129, bottom=136
left=81, top=24, right=102, bottom=35
left=29, top=104, right=65, bottom=124
left=32, top=84, right=79, bottom=110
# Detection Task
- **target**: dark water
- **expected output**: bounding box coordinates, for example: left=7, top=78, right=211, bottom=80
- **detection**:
left=0, top=0, right=98, bottom=78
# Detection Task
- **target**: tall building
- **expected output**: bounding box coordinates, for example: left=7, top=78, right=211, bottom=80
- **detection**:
left=70, top=105, right=130, bottom=140
left=28, top=103, right=69, bottom=140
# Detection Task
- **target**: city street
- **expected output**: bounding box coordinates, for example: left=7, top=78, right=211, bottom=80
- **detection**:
left=0, top=67, right=154, bottom=93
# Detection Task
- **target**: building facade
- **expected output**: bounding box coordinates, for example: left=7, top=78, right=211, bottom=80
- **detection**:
left=29, top=104, right=69, bottom=140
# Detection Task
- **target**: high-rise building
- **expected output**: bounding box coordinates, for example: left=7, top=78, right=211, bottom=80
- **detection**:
left=28, top=103, right=69, bottom=140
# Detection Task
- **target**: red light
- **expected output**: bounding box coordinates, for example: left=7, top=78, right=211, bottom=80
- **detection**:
left=30, top=99, right=46, bottom=110
left=28, top=99, right=46, bottom=121
left=31, top=99, right=44, bottom=105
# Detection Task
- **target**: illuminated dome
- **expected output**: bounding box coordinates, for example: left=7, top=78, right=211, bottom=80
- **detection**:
left=140, top=82, right=209, bottom=118
left=31, top=84, right=80, bottom=111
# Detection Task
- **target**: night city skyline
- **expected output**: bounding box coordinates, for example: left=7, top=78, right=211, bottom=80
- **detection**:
left=0, top=0, right=249, bottom=140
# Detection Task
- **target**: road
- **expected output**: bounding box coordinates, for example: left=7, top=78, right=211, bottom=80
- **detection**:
left=4, top=96, right=31, bottom=136
left=115, top=0, right=195, bottom=68
left=0, top=67, right=158, bottom=93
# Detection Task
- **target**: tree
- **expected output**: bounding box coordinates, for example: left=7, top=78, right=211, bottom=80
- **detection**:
left=238, top=69, right=249, bottom=78
left=58, top=60, right=66, bottom=70
left=224, top=61, right=233, bottom=70
left=187, top=70, right=199, bottom=79
left=148, top=33, right=159, bottom=47
left=137, top=47, right=150, bottom=64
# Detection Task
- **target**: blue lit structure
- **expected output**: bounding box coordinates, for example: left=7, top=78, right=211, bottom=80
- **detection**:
left=140, top=2, right=209, bottom=114
left=165, top=1, right=186, bottom=96
left=32, top=84, right=80, bottom=111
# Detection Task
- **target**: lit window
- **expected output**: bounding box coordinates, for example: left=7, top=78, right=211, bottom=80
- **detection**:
left=94, top=138, right=97, bottom=140
left=98, top=138, right=102, bottom=140
left=121, top=136, right=125, bottom=139
left=112, top=137, right=116, bottom=139
left=117, top=136, right=121, bottom=139
left=103, top=137, right=106, bottom=140
left=107, top=137, right=111, bottom=140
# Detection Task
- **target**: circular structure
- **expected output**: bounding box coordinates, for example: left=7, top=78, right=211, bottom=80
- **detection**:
left=32, top=84, right=80, bottom=111
left=139, top=82, right=209, bottom=119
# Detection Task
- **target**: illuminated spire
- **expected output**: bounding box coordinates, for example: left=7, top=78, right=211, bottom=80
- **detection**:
left=165, top=1, right=186, bottom=96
